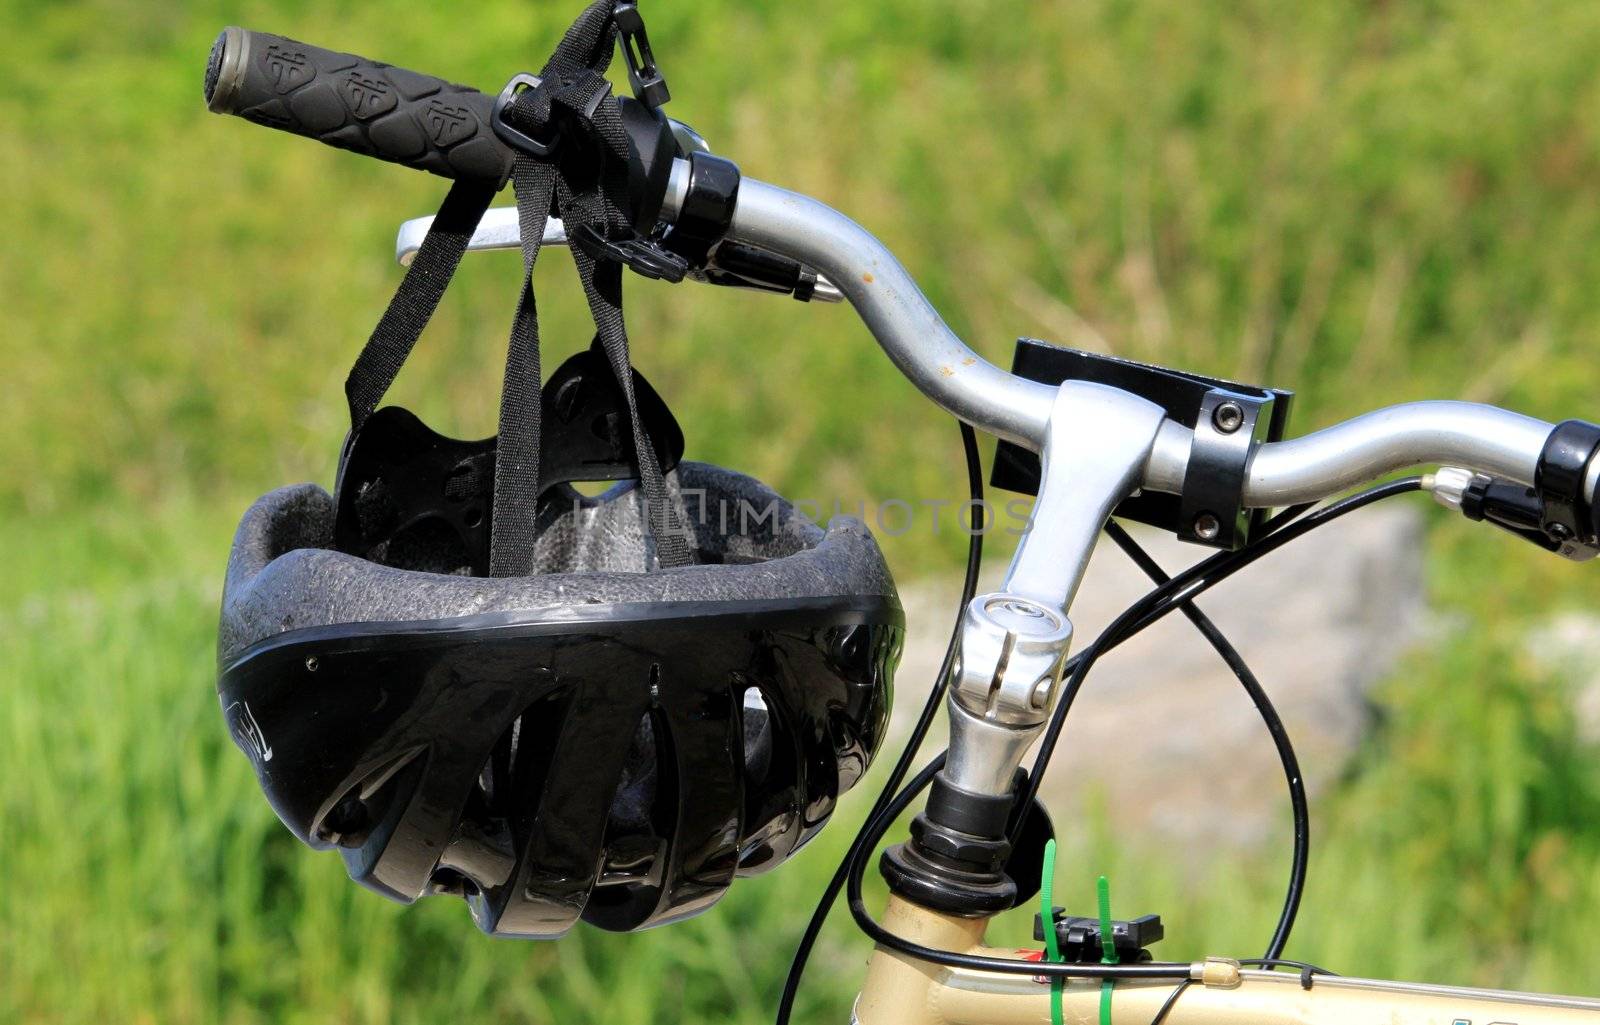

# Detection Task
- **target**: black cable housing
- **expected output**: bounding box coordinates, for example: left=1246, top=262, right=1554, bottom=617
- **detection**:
left=1008, top=479, right=1424, bottom=851
left=1148, top=979, right=1194, bottom=1025
left=1102, top=520, right=1308, bottom=961
left=843, top=478, right=1423, bottom=981
left=847, top=755, right=1194, bottom=980
left=773, top=422, right=987, bottom=1025
left=1238, top=957, right=1339, bottom=976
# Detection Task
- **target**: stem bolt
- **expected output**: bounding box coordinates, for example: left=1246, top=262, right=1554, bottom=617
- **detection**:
left=1212, top=401, right=1245, bottom=434
left=1194, top=512, right=1221, bottom=540
left=305, top=655, right=320, bottom=672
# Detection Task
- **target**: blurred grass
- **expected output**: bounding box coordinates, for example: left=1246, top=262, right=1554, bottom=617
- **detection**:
left=3, top=0, right=1600, bottom=1021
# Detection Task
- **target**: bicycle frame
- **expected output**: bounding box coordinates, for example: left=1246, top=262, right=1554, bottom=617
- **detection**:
left=854, top=894, right=1600, bottom=1025
left=409, top=160, right=1600, bottom=1022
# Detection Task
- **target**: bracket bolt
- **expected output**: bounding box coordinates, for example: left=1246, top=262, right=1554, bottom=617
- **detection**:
left=1212, top=401, right=1245, bottom=434
left=1194, top=512, right=1221, bottom=541
left=304, top=655, right=320, bottom=672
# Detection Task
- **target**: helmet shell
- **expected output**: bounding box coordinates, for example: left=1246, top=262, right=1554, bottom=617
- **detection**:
left=218, top=463, right=901, bottom=936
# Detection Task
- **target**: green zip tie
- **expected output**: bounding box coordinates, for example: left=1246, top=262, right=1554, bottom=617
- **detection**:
left=1097, top=875, right=1118, bottom=1025
left=1040, top=839, right=1063, bottom=1025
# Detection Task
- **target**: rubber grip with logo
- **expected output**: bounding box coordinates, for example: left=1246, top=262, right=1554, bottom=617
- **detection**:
left=205, top=26, right=516, bottom=185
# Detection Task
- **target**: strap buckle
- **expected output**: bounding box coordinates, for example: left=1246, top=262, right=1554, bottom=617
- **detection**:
left=615, top=2, right=671, bottom=110
left=569, top=223, right=688, bottom=282
left=491, top=73, right=559, bottom=157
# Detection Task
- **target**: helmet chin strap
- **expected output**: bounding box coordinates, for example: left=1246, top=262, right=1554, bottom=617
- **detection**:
left=337, top=0, right=692, bottom=579
left=331, top=339, right=687, bottom=577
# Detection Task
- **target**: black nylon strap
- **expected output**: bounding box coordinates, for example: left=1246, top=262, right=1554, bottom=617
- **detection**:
left=343, top=0, right=691, bottom=577
left=343, top=179, right=496, bottom=431
left=489, top=1, right=692, bottom=572
left=548, top=0, right=620, bottom=74
left=487, top=154, right=559, bottom=576
left=570, top=232, right=693, bottom=567
left=546, top=64, right=692, bottom=566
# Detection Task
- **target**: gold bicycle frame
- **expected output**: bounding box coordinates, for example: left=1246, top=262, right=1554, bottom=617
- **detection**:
left=853, top=893, right=1600, bottom=1025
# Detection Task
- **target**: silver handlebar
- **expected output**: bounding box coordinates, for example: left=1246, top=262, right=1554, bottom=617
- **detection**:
left=395, top=157, right=1571, bottom=500
left=667, top=160, right=1588, bottom=803
left=669, top=158, right=1600, bottom=829
left=1240, top=401, right=1554, bottom=505
left=401, top=155, right=1590, bottom=804
left=714, top=173, right=1060, bottom=449
left=675, top=161, right=1572, bottom=504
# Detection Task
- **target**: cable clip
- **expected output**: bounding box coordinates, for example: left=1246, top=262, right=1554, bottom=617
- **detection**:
left=1033, top=907, right=1164, bottom=963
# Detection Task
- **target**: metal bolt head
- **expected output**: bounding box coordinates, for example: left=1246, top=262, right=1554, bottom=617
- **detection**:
left=1000, top=599, right=1045, bottom=619
left=1194, top=512, right=1221, bottom=540
left=304, top=655, right=320, bottom=672
left=1030, top=676, right=1055, bottom=709
left=1212, top=401, right=1245, bottom=434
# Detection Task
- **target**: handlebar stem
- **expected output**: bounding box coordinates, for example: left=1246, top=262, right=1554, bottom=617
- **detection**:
left=943, top=382, right=1165, bottom=800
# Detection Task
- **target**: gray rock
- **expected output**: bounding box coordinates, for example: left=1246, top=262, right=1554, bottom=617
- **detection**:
left=1524, top=612, right=1600, bottom=743
left=892, top=504, right=1426, bottom=856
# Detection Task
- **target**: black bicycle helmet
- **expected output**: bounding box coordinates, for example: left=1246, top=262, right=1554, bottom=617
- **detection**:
left=215, top=0, right=902, bottom=938
left=218, top=457, right=901, bottom=936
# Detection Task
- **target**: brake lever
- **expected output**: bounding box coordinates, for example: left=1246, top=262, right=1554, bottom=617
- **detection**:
left=397, top=207, right=564, bottom=266
left=395, top=206, right=842, bottom=303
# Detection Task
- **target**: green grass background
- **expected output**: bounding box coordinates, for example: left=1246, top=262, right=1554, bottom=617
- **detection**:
left=4, top=0, right=1600, bottom=1021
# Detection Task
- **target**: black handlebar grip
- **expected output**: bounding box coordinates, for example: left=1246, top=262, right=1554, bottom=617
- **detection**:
left=205, top=26, right=515, bottom=184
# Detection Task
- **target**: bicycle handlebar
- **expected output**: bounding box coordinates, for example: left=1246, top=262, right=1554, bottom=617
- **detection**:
left=203, top=28, right=1592, bottom=513
left=716, top=169, right=1576, bottom=506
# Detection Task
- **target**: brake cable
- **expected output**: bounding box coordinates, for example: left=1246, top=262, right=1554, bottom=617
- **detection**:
left=840, top=477, right=1425, bottom=982
left=1102, top=520, right=1309, bottom=962
left=847, top=753, right=1193, bottom=981
left=1008, top=477, right=1425, bottom=855
left=774, top=421, right=987, bottom=1025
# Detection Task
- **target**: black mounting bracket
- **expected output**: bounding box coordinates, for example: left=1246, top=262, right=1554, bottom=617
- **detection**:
left=1033, top=908, right=1164, bottom=963
left=991, top=340, right=1294, bottom=551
